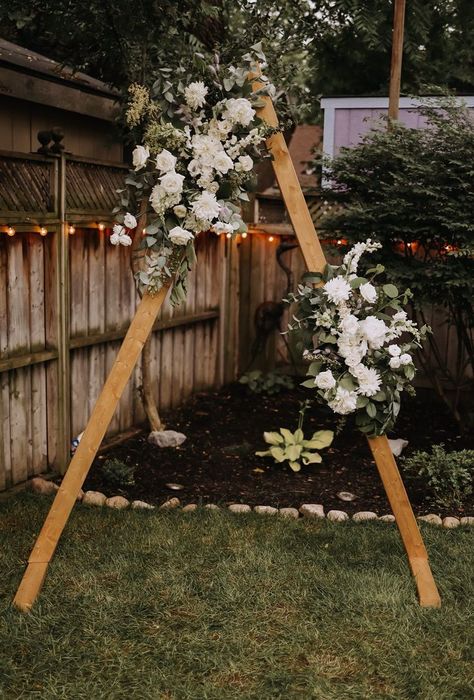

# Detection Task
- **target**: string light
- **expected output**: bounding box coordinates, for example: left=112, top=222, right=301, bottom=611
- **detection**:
left=241, top=231, right=248, bottom=239
left=68, top=225, right=76, bottom=235
left=226, top=232, right=232, bottom=239
left=98, top=222, right=105, bottom=232
left=268, top=235, right=274, bottom=242
left=7, top=226, right=15, bottom=237
left=40, top=227, right=48, bottom=236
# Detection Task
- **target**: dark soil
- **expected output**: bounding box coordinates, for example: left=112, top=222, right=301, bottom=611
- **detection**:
left=85, top=383, right=474, bottom=517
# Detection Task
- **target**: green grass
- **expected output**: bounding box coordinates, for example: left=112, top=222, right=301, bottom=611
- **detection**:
left=1, top=494, right=473, bottom=700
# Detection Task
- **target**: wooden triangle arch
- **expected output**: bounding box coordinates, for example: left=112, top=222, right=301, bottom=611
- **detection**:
left=13, top=77, right=441, bottom=612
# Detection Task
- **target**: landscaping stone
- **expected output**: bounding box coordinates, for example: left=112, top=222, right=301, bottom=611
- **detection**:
left=182, top=504, right=198, bottom=512
left=131, top=500, right=155, bottom=510
left=460, top=516, right=474, bottom=525
left=29, top=477, right=58, bottom=496
left=205, top=503, right=220, bottom=510
left=299, top=504, right=325, bottom=519
left=352, top=511, right=378, bottom=522
left=160, top=497, right=180, bottom=509
left=418, top=514, right=442, bottom=526
left=148, top=430, right=187, bottom=448
left=254, top=505, right=278, bottom=515
left=337, top=491, right=356, bottom=502
left=327, top=510, right=349, bottom=522
left=228, top=504, right=251, bottom=514
left=279, top=507, right=299, bottom=519
left=82, top=491, right=107, bottom=507
left=443, top=516, right=460, bottom=529
left=106, top=496, right=130, bottom=509
left=379, top=514, right=396, bottom=523
left=165, top=482, right=184, bottom=491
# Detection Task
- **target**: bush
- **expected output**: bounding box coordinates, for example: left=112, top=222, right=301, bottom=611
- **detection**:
left=239, top=370, right=295, bottom=395
left=402, top=444, right=474, bottom=508
left=102, top=459, right=136, bottom=488
left=318, top=96, right=474, bottom=430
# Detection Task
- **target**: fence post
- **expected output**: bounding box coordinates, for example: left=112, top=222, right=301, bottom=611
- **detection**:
left=55, top=153, right=71, bottom=473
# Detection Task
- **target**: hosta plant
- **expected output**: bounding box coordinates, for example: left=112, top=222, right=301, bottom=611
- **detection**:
left=256, top=402, right=333, bottom=472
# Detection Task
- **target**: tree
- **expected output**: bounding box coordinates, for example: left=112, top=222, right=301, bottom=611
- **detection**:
left=317, top=98, right=474, bottom=430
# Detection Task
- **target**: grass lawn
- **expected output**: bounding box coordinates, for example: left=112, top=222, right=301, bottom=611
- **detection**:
left=1, top=494, right=473, bottom=699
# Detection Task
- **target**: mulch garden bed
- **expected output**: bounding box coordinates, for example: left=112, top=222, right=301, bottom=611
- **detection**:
left=84, top=383, right=474, bottom=517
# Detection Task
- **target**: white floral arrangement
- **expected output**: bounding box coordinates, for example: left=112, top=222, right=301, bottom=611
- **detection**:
left=288, top=240, right=429, bottom=436
left=112, top=45, right=274, bottom=304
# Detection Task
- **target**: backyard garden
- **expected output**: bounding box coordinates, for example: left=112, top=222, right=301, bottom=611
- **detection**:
left=1, top=1, right=474, bottom=698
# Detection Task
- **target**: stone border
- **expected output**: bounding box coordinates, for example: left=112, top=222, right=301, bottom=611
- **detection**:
left=27, top=478, right=474, bottom=529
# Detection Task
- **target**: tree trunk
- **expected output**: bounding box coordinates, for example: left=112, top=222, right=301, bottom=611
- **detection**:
left=130, top=198, right=164, bottom=432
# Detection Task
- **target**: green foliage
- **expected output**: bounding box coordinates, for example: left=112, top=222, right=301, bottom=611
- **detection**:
left=318, top=98, right=474, bottom=428
left=239, top=370, right=295, bottom=395
left=101, top=458, right=136, bottom=489
left=402, top=444, right=474, bottom=508
left=256, top=400, right=333, bottom=471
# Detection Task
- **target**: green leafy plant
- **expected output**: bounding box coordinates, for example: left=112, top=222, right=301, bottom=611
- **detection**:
left=256, top=401, right=333, bottom=472
left=402, top=444, right=474, bottom=508
left=239, top=370, right=295, bottom=395
left=102, top=459, right=136, bottom=489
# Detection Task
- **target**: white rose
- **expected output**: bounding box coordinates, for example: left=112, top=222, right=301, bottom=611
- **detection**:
left=173, top=205, right=187, bottom=218
left=339, top=314, right=359, bottom=335
left=212, top=221, right=234, bottom=235
left=110, top=224, right=132, bottom=246
left=388, top=344, right=401, bottom=356
left=359, top=282, right=377, bottom=304
left=132, top=145, right=150, bottom=171
left=150, top=184, right=165, bottom=212
left=323, top=277, right=352, bottom=304
left=168, top=226, right=194, bottom=246
left=213, top=151, right=234, bottom=174
left=389, top=356, right=402, bottom=369
left=184, top=81, right=208, bottom=110
left=328, top=388, right=358, bottom=415
left=359, top=316, right=388, bottom=349
left=191, top=191, right=220, bottom=221
left=237, top=155, right=253, bottom=172
left=155, top=149, right=177, bottom=173
left=393, top=311, right=407, bottom=321
left=159, top=171, right=185, bottom=194
left=187, top=159, right=202, bottom=177
left=400, top=353, right=412, bottom=365
left=123, top=213, right=137, bottom=229
left=223, top=97, right=256, bottom=126
left=314, top=370, right=336, bottom=390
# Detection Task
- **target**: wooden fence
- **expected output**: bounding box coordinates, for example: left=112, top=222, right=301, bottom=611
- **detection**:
left=0, top=150, right=470, bottom=490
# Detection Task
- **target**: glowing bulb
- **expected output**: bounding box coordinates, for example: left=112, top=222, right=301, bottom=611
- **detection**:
left=226, top=232, right=232, bottom=239
left=68, top=225, right=76, bottom=235
left=336, top=239, right=342, bottom=246
left=98, top=222, right=105, bottom=232
left=7, top=226, right=15, bottom=236
left=40, top=227, right=48, bottom=236
left=268, top=235, right=274, bottom=242
left=241, top=231, right=248, bottom=239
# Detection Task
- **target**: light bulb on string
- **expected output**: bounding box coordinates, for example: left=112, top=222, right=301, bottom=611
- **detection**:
left=241, top=231, right=248, bottom=239
left=98, top=222, right=105, bottom=232
left=7, top=226, right=15, bottom=237
left=68, top=225, right=76, bottom=235
left=40, top=227, right=48, bottom=237
left=226, top=232, right=232, bottom=239
left=268, top=235, right=274, bottom=242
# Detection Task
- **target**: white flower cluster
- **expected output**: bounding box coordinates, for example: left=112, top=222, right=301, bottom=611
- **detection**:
left=291, top=239, right=429, bottom=434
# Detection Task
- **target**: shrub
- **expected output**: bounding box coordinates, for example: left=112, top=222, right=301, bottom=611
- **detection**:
left=239, top=370, right=295, bottom=395
left=317, top=97, right=474, bottom=430
left=402, top=444, right=474, bottom=508
left=102, top=459, right=136, bottom=488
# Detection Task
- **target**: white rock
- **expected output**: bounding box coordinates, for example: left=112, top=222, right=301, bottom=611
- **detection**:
left=228, top=504, right=251, bottom=514
left=82, top=491, right=107, bottom=507
left=388, top=438, right=409, bottom=457
left=254, top=505, right=278, bottom=515
left=131, top=500, right=155, bottom=510
left=337, top=491, right=356, bottom=502
left=279, top=507, right=299, bottom=520
left=460, top=516, right=474, bottom=526
left=148, top=430, right=187, bottom=448
left=443, top=516, right=460, bottom=529
left=327, top=510, right=349, bottom=522
left=205, top=503, right=220, bottom=510
left=160, top=497, right=180, bottom=509
left=106, top=495, right=130, bottom=509
left=182, top=503, right=198, bottom=512
left=379, top=514, right=396, bottom=523
left=352, top=511, right=378, bottom=522
left=29, top=477, right=59, bottom=496
left=299, top=504, right=325, bottom=519
left=418, top=514, right=442, bottom=526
